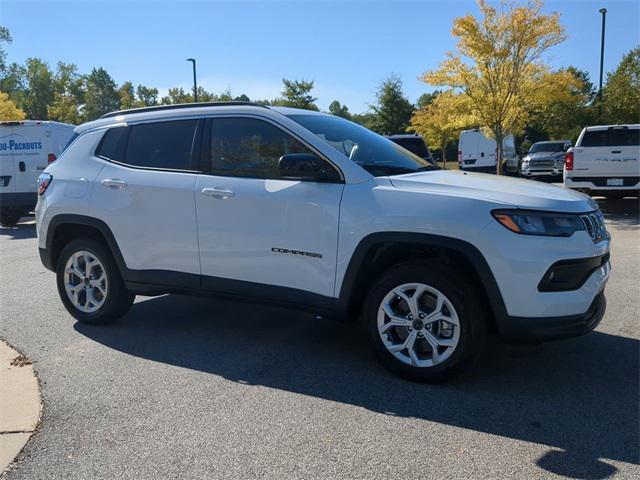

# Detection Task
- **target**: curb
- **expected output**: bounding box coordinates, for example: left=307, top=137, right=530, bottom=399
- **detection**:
left=0, top=341, right=42, bottom=475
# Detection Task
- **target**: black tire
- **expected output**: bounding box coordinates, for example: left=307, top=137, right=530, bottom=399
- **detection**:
left=0, top=208, right=21, bottom=227
left=363, top=261, right=486, bottom=383
left=56, top=238, right=134, bottom=324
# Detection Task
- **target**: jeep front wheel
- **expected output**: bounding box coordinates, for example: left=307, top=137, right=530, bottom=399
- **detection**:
left=364, top=262, right=485, bottom=383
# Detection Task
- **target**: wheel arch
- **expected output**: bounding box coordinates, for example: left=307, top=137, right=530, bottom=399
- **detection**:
left=43, top=214, right=127, bottom=274
left=337, top=232, right=508, bottom=332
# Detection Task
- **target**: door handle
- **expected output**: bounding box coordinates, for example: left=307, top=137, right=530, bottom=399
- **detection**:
left=18, top=161, right=25, bottom=172
left=611, top=150, right=622, bottom=154
left=201, top=187, right=235, bottom=199
left=101, top=178, right=128, bottom=189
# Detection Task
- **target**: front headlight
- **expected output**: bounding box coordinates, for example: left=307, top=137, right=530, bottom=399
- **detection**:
left=492, top=209, right=585, bottom=237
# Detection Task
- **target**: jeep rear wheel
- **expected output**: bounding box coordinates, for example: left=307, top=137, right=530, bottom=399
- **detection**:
left=56, top=238, right=134, bottom=324
left=364, top=262, right=486, bottom=383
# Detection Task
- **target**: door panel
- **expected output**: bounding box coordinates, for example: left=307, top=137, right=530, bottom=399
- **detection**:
left=195, top=175, right=343, bottom=296
left=92, top=163, right=200, bottom=275
left=195, top=116, right=343, bottom=297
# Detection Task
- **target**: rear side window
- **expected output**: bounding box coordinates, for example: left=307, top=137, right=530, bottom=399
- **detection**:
left=208, top=117, right=314, bottom=179
left=581, top=129, right=640, bottom=147
left=124, top=120, right=198, bottom=170
left=96, top=127, right=128, bottom=162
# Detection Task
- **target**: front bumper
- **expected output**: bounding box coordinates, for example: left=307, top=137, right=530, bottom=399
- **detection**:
left=500, top=292, right=606, bottom=343
left=521, top=164, right=563, bottom=177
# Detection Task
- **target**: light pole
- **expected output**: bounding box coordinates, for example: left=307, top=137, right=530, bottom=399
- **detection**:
left=598, top=8, right=607, bottom=118
left=186, top=58, right=197, bottom=102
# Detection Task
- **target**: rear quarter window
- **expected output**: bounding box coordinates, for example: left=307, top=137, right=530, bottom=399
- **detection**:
left=96, top=127, right=129, bottom=162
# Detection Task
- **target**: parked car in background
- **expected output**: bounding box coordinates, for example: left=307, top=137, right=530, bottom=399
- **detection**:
left=387, top=134, right=435, bottom=165
left=0, top=120, right=76, bottom=226
left=458, top=128, right=516, bottom=173
left=520, top=140, right=571, bottom=180
left=564, top=125, right=639, bottom=200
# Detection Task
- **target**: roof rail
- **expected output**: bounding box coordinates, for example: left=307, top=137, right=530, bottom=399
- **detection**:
left=100, top=101, right=268, bottom=119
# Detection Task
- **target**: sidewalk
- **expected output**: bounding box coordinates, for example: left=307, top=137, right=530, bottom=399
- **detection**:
left=0, top=341, right=41, bottom=474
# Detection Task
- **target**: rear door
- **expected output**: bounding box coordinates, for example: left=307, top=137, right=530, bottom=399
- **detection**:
left=91, top=119, right=202, bottom=284
left=574, top=127, right=640, bottom=177
left=0, top=124, right=17, bottom=194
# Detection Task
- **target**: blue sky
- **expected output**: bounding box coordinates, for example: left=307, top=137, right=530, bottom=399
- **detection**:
left=2, top=0, right=638, bottom=113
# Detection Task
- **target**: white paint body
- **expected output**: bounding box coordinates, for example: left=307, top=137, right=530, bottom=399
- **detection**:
left=458, top=129, right=516, bottom=170
left=37, top=105, right=609, bottom=322
left=0, top=121, right=75, bottom=194
left=564, top=124, right=640, bottom=192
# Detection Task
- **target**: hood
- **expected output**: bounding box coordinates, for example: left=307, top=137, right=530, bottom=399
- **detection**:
left=525, top=151, right=565, bottom=160
left=388, top=170, right=596, bottom=213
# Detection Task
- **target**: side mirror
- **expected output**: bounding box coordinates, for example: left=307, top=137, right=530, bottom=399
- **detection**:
left=278, top=153, right=338, bottom=182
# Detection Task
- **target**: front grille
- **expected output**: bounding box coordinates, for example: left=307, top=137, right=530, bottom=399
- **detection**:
left=530, top=159, right=555, bottom=167
left=572, top=176, right=640, bottom=187
left=579, top=211, right=608, bottom=243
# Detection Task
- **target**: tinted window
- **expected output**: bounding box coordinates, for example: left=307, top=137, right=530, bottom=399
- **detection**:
left=529, top=142, right=567, bottom=154
left=208, top=117, right=321, bottom=179
left=391, top=138, right=430, bottom=158
left=289, top=114, right=436, bottom=177
left=124, top=120, right=198, bottom=170
left=96, top=127, right=128, bottom=162
left=581, top=129, right=640, bottom=147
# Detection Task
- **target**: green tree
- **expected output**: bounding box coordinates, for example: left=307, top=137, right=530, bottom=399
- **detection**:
left=368, top=74, right=414, bottom=134
left=603, top=47, right=640, bottom=124
left=136, top=85, right=159, bottom=106
left=82, top=67, right=119, bottom=120
left=416, top=91, right=441, bottom=110
left=328, top=100, right=352, bottom=119
left=47, top=62, right=84, bottom=123
left=0, top=62, right=26, bottom=105
left=0, top=26, right=12, bottom=73
left=272, top=79, right=319, bottom=110
left=22, top=58, right=55, bottom=119
left=118, top=81, right=136, bottom=110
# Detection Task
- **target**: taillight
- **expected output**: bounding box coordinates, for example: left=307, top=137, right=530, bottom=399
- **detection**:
left=458, top=150, right=462, bottom=165
left=47, top=153, right=57, bottom=163
left=37, top=173, right=52, bottom=195
left=565, top=151, right=574, bottom=171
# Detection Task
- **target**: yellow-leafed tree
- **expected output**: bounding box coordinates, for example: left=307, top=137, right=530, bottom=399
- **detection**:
left=0, top=91, right=25, bottom=120
left=423, top=0, right=579, bottom=174
left=409, top=91, right=472, bottom=167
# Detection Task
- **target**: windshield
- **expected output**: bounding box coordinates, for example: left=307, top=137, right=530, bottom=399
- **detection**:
left=529, top=142, right=567, bottom=154
left=288, top=114, right=437, bottom=176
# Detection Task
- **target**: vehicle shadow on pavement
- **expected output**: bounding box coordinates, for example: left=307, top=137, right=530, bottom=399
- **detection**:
left=597, top=197, right=639, bottom=231
left=75, top=294, right=639, bottom=479
left=0, top=220, right=37, bottom=240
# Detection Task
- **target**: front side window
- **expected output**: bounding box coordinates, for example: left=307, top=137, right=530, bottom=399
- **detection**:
left=288, top=114, right=436, bottom=177
left=124, top=120, right=198, bottom=170
left=208, top=117, right=326, bottom=179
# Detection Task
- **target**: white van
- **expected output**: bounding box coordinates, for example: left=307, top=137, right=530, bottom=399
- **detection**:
left=564, top=125, right=639, bottom=200
left=458, top=129, right=516, bottom=173
left=0, top=120, right=76, bottom=226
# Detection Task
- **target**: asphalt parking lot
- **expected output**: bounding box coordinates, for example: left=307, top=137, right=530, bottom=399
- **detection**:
left=0, top=197, right=638, bottom=480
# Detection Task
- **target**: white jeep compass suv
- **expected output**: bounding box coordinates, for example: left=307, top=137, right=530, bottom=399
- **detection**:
left=35, top=103, right=610, bottom=382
